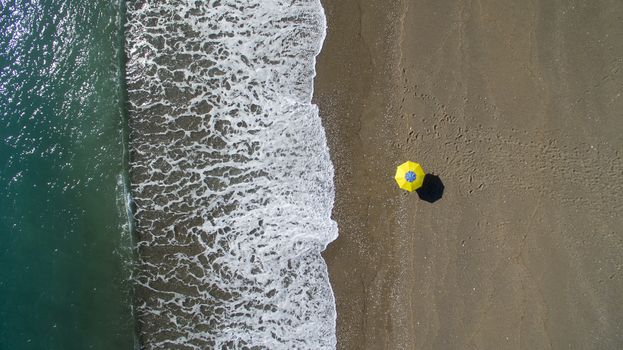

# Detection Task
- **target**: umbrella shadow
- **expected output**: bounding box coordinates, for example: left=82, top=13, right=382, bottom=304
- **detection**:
left=416, top=174, right=444, bottom=203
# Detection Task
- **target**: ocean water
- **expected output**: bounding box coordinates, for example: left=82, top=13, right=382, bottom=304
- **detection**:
left=125, top=0, right=338, bottom=349
left=0, top=1, right=135, bottom=349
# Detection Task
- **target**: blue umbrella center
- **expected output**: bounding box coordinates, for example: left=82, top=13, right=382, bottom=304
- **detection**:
left=405, top=171, right=417, bottom=183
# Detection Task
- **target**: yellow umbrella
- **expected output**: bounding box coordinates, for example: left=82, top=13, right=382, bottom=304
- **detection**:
left=395, top=161, right=426, bottom=192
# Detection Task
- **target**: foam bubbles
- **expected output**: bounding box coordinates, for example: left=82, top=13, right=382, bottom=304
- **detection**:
left=125, top=0, right=337, bottom=348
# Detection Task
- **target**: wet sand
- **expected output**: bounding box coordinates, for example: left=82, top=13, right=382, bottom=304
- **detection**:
left=315, top=0, right=623, bottom=349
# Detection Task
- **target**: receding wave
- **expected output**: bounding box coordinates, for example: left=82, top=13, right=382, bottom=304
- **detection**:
left=125, top=0, right=337, bottom=348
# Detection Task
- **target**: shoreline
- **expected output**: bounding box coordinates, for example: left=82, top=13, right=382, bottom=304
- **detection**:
left=316, top=0, right=623, bottom=348
left=315, top=1, right=406, bottom=347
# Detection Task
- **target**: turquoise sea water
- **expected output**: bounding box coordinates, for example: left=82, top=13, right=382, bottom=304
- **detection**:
left=0, top=1, right=135, bottom=349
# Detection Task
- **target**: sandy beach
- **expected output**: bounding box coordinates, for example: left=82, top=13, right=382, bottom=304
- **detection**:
left=315, top=0, right=623, bottom=349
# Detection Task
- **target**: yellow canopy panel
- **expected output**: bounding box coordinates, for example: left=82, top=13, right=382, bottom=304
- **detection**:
left=395, top=161, right=425, bottom=192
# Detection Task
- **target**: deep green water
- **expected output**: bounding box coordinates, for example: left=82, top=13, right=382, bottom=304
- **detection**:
left=0, top=1, right=135, bottom=349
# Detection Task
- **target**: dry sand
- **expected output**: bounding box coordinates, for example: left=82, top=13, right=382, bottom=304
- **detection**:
left=315, top=0, right=623, bottom=349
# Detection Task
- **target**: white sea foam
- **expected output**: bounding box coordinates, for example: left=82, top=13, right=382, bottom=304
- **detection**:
left=125, top=0, right=337, bottom=348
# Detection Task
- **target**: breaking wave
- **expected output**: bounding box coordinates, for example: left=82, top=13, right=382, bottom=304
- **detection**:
left=125, top=0, right=337, bottom=348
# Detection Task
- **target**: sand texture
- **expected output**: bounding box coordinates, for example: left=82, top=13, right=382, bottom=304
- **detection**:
left=315, top=0, right=623, bottom=349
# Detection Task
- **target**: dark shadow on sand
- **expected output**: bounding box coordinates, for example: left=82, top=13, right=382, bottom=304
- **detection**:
left=416, top=174, right=444, bottom=203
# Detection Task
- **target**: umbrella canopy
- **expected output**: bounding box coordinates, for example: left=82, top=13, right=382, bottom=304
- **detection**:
left=395, top=161, right=426, bottom=192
